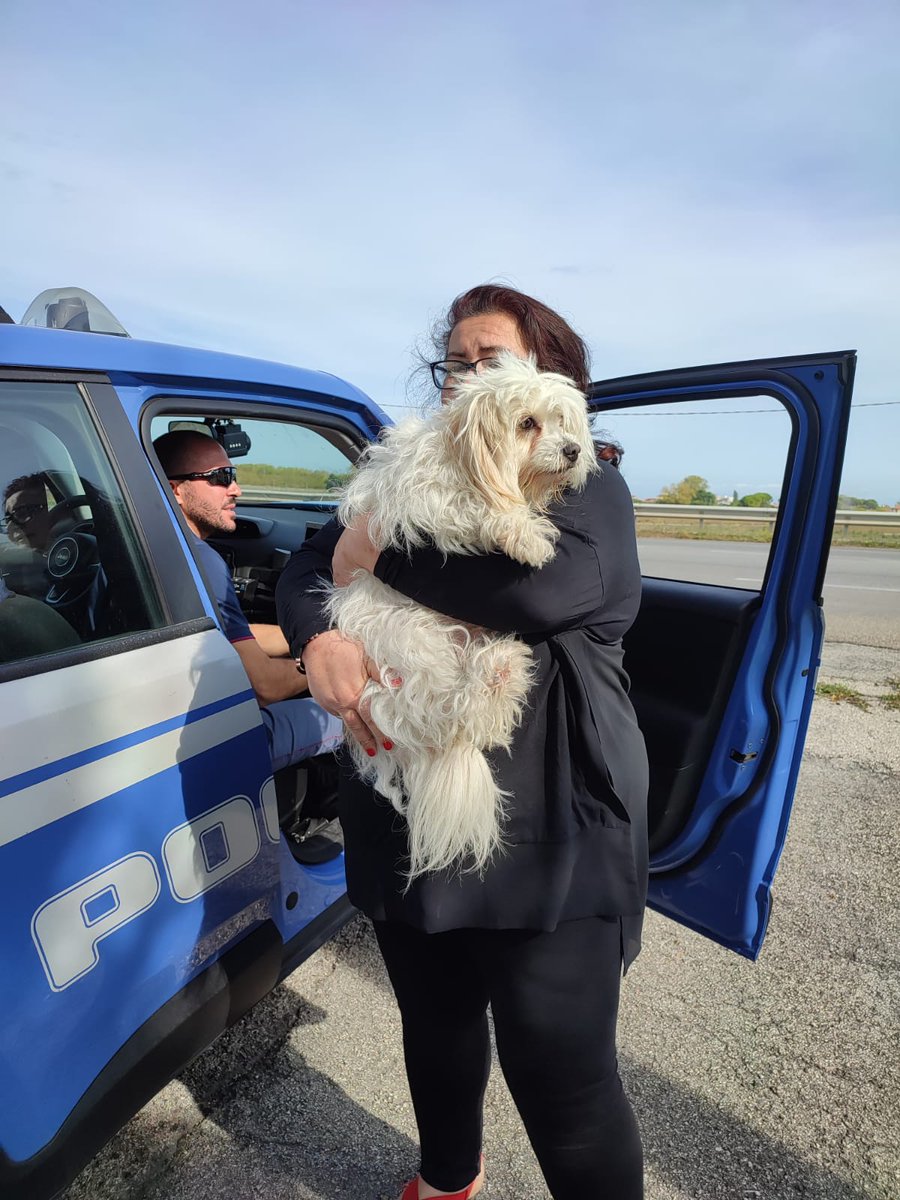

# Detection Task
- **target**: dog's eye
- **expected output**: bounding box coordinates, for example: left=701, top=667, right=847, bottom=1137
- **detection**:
left=518, top=416, right=538, bottom=432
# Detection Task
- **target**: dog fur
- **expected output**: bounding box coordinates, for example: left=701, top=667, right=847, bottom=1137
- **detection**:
left=328, top=352, right=597, bottom=881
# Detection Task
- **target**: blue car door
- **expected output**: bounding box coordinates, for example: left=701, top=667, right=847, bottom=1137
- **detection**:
left=588, top=351, right=855, bottom=958
left=0, top=365, right=285, bottom=1192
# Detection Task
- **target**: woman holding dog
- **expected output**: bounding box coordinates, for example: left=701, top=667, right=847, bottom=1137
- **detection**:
left=276, top=285, right=647, bottom=1200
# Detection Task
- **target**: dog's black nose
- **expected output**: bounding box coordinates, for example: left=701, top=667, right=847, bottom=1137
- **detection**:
left=562, top=443, right=581, bottom=464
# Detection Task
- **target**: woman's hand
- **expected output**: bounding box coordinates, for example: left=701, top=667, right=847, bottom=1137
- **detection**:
left=333, top=516, right=379, bottom=587
left=301, top=629, right=389, bottom=755
left=313, top=517, right=391, bottom=752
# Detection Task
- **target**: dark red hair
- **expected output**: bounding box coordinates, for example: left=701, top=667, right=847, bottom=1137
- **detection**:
left=437, top=284, right=591, bottom=394
left=436, top=285, right=623, bottom=464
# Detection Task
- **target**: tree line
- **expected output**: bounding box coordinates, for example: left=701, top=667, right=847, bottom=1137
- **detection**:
left=656, top=476, right=773, bottom=507
left=235, top=463, right=352, bottom=491
left=656, top=476, right=892, bottom=510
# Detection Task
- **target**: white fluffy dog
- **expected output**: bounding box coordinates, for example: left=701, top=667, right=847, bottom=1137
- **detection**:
left=328, top=352, right=597, bottom=881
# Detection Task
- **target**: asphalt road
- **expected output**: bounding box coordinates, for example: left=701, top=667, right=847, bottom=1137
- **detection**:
left=62, top=635, right=900, bottom=1200
left=636, top=539, right=900, bottom=649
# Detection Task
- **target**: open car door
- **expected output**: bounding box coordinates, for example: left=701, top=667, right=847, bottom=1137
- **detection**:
left=589, top=352, right=855, bottom=958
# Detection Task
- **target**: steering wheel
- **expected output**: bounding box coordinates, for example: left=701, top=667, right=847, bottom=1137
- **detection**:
left=47, top=494, right=94, bottom=535
left=45, top=530, right=103, bottom=623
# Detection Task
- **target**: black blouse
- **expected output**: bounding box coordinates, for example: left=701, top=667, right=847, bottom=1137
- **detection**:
left=275, top=463, right=649, bottom=966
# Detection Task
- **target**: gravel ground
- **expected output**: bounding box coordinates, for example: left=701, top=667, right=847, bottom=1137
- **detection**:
left=63, top=641, right=900, bottom=1200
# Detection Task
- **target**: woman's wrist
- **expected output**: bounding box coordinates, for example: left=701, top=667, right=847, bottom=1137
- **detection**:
left=333, top=519, right=379, bottom=586
left=298, top=629, right=333, bottom=672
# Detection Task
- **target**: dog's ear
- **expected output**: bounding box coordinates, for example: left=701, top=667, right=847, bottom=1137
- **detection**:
left=444, top=391, right=524, bottom=510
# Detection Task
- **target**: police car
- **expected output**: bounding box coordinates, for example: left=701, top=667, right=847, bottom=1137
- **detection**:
left=0, top=289, right=854, bottom=1199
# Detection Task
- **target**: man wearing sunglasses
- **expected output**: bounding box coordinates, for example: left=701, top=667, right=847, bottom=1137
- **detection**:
left=153, top=431, right=342, bottom=773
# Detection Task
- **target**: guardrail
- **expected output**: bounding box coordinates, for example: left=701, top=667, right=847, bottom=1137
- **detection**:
left=634, top=504, right=900, bottom=532
left=236, top=490, right=900, bottom=532
left=238, top=487, right=335, bottom=502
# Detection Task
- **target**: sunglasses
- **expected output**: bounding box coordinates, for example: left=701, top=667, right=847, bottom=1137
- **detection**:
left=168, top=466, right=237, bottom=487
left=2, top=501, right=48, bottom=527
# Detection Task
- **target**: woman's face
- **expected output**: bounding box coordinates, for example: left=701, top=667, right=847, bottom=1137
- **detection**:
left=442, top=312, right=528, bottom=400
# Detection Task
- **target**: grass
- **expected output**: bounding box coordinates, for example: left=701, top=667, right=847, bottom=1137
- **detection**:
left=830, top=529, right=900, bottom=550
left=815, top=682, right=870, bottom=710
left=634, top=517, right=900, bottom=550
left=814, top=677, right=900, bottom=714
left=636, top=518, right=774, bottom=543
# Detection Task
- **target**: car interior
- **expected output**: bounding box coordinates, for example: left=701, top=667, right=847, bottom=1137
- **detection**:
left=624, top=579, right=761, bottom=853
left=204, top=496, right=348, bottom=864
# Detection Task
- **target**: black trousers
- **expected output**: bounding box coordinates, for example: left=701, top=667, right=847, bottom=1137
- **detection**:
left=373, top=916, right=643, bottom=1199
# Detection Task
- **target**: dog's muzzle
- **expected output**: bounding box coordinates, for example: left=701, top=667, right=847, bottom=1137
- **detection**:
left=562, top=443, right=581, bottom=464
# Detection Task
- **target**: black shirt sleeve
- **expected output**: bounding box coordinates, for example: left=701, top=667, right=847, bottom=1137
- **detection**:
left=274, top=517, right=342, bottom=657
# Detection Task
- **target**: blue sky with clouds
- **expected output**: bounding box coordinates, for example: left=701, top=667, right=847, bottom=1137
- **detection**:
left=2, top=0, right=898, bottom=502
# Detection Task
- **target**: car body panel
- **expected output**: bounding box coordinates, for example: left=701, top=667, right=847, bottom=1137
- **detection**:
left=0, top=324, right=387, bottom=439
left=0, top=631, right=275, bottom=1160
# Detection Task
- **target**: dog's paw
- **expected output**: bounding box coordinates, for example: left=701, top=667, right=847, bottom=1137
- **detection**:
left=497, top=516, right=558, bottom=567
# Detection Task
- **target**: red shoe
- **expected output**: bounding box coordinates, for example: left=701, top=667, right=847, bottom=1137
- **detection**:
left=399, top=1180, right=479, bottom=1200
left=399, top=1156, right=484, bottom=1200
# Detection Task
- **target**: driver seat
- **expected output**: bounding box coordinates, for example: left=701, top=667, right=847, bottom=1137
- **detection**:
left=0, top=590, right=81, bottom=663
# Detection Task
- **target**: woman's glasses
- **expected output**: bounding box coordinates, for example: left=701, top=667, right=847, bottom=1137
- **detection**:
left=168, top=466, right=237, bottom=487
left=429, top=357, right=499, bottom=391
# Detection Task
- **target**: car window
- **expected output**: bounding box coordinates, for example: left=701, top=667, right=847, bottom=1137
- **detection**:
left=0, top=380, right=167, bottom=666
left=592, top=395, right=792, bottom=589
left=151, top=412, right=355, bottom=502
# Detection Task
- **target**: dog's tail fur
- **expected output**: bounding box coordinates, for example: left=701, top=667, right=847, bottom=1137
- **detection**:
left=403, top=743, right=505, bottom=883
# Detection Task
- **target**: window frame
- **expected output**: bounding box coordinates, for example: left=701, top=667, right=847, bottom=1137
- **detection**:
left=141, top=393, right=367, bottom=471
left=141, top=392, right=367, bottom=523
left=0, top=370, right=213, bottom=683
left=141, top=390, right=370, bottom=631
left=588, top=380, right=803, bottom=597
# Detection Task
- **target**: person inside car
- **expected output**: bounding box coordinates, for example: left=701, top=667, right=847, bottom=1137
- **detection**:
left=3, top=473, right=54, bottom=553
left=153, top=430, right=342, bottom=772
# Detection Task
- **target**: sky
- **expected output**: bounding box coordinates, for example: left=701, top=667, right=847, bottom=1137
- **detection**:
left=2, top=0, right=898, bottom=503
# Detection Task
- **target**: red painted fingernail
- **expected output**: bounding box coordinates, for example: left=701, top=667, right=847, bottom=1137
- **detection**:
left=382, top=740, right=393, bottom=751
left=391, top=677, right=403, bottom=688
left=366, top=747, right=377, bottom=757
